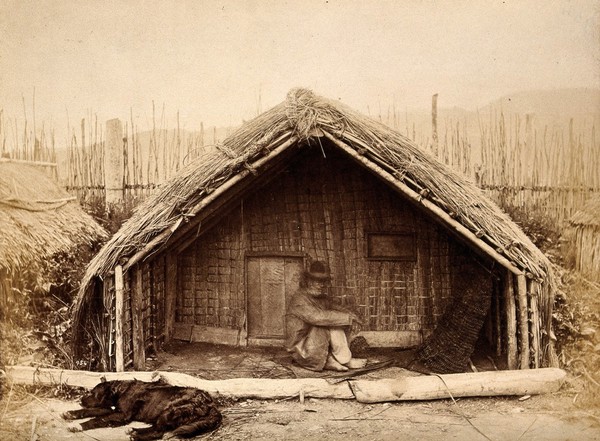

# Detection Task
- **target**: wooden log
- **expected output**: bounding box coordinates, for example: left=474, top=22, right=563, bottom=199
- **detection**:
left=505, top=272, right=518, bottom=370
left=5, top=366, right=566, bottom=403
left=114, top=265, right=125, bottom=372
left=516, top=274, right=530, bottom=369
left=160, top=372, right=355, bottom=400
left=349, top=368, right=566, bottom=403
left=131, top=266, right=146, bottom=370
left=4, top=366, right=354, bottom=400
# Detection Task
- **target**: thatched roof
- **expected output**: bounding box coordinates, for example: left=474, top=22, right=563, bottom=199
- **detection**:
left=0, top=160, right=107, bottom=274
left=76, top=89, right=554, bottom=315
left=570, top=194, right=600, bottom=229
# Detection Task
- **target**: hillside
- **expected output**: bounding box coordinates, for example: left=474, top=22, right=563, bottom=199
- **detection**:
left=481, top=88, right=600, bottom=121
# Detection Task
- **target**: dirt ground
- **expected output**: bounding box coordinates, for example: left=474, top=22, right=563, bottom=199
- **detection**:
left=2, top=342, right=599, bottom=440
left=1, top=390, right=599, bottom=441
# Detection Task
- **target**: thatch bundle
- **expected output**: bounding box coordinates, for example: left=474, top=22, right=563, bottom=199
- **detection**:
left=74, top=88, right=555, bottom=358
left=0, top=160, right=107, bottom=275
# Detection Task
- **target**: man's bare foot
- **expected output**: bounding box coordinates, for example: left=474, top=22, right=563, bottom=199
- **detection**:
left=346, top=358, right=368, bottom=369
left=67, top=424, right=82, bottom=432
left=324, top=355, right=349, bottom=371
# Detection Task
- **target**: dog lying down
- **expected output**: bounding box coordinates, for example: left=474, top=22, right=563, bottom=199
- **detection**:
left=62, top=379, right=222, bottom=441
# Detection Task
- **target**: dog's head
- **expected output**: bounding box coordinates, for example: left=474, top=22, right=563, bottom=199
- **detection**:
left=81, top=380, right=128, bottom=409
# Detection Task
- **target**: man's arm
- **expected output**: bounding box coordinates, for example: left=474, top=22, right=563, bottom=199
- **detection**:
left=288, top=294, right=353, bottom=327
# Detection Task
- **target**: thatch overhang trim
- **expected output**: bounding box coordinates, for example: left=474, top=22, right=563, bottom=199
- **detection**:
left=322, top=130, right=523, bottom=275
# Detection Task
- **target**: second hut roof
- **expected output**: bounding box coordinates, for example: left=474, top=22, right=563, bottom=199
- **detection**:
left=0, top=160, right=107, bottom=274
left=570, top=194, right=600, bottom=229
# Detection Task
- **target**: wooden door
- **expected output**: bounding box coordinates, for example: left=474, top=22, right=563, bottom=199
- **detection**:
left=246, top=256, right=303, bottom=346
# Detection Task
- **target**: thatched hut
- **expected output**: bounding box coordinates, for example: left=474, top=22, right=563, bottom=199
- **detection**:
left=0, top=159, right=107, bottom=319
left=566, top=195, right=600, bottom=282
left=74, top=89, right=556, bottom=373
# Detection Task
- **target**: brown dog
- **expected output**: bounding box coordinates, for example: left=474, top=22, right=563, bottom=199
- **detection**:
left=62, top=379, right=221, bottom=440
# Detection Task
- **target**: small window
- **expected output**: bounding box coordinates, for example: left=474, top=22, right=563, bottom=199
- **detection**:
left=366, top=232, right=416, bottom=261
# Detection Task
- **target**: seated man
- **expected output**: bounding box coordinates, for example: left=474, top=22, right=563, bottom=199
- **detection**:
left=286, top=260, right=367, bottom=372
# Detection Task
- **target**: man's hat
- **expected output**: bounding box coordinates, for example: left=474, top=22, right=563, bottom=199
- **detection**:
left=305, top=260, right=331, bottom=281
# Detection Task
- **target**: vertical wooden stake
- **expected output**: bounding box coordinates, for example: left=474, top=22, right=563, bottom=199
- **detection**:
left=529, top=281, right=541, bottom=369
left=505, top=272, right=518, bottom=370
left=516, top=274, right=530, bottom=369
left=431, top=94, right=439, bottom=156
left=114, top=265, right=125, bottom=372
left=132, top=266, right=146, bottom=370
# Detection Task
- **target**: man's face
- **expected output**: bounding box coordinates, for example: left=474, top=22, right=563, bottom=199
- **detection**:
left=306, top=278, right=327, bottom=296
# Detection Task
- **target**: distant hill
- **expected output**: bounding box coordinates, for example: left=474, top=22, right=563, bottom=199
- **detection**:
left=475, top=88, right=600, bottom=122
left=366, top=88, right=600, bottom=154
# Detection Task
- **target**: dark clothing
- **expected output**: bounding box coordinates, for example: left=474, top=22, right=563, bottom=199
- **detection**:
left=286, top=289, right=353, bottom=371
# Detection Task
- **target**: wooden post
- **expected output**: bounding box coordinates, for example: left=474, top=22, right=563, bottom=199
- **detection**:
left=165, top=252, right=177, bottom=341
left=505, top=272, right=518, bottom=370
left=114, top=265, right=125, bottom=372
left=131, top=266, right=146, bottom=370
left=104, top=118, right=124, bottom=206
left=529, top=281, right=541, bottom=368
left=516, top=274, right=530, bottom=369
left=431, top=93, right=439, bottom=156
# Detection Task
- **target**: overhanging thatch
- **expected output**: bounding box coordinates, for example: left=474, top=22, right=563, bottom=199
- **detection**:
left=570, top=194, right=600, bottom=229
left=0, top=160, right=107, bottom=274
left=74, top=88, right=555, bottom=344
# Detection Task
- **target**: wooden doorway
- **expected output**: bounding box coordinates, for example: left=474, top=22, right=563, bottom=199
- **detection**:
left=246, top=255, right=303, bottom=346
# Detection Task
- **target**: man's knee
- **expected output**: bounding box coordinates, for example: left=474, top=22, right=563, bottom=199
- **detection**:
left=329, top=328, right=352, bottom=364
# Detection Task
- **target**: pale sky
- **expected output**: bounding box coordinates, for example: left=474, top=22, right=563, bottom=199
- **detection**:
left=1, top=0, right=599, bottom=142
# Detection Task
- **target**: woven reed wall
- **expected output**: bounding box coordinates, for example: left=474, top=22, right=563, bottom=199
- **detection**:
left=176, top=216, right=245, bottom=328
left=140, top=258, right=166, bottom=351
left=152, top=257, right=166, bottom=345
left=175, top=144, right=493, bottom=335
left=116, top=258, right=167, bottom=368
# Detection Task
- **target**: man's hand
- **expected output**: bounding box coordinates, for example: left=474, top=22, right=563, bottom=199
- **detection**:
left=350, top=313, right=364, bottom=326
